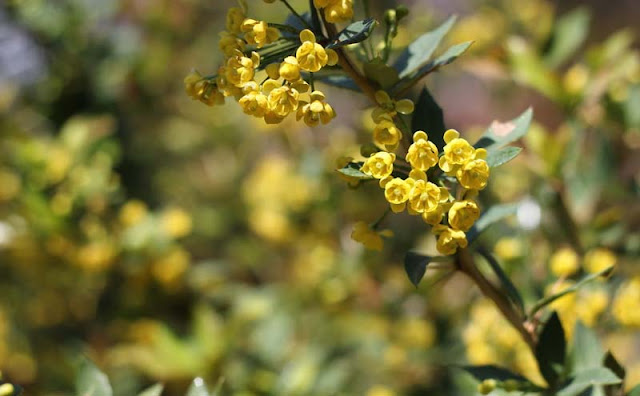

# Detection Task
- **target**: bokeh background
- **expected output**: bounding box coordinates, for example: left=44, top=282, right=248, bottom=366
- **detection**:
left=1, top=0, right=639, bottom=394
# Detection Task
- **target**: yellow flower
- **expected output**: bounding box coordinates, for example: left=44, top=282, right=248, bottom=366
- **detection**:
left=279, top=56, right=301, bottom=81
left=216, top=66, right=243, bottom=99
left=494, top=237, right=523, bottom=260
left=584, top=248, right=616, bottom=274
left=361, top=151, right=395, bottom=179
left=296, top=29, right=338, bottom=72
left=373, top=119, right=402, bottom=151
left=457, top=148, right=490, bottom=190
left=371, top=90, right=414, bottom=122
left=296, top=91, right=335, bottom=126
left=366, top=385, right=396, bottom=396
left=448, top=200, right=480, bottom=232
left=238, top=83, right=269, bottom=117
left=0, top=384, right=15, bottom=396
left=218, top=32, right=245, bottom=57
left=549, top=247, right=580, bottom=277
left=225, top=50, right=260, bottom=87
left=433, top=224, right=468, bottom=255
left=241, top=19, right=280, bottom=49
left=184, top=70, right=225, bottom=106
left=384, top=177, right=412, bottom=213
left=324, top=0, right=354, bottom=23
left=265, top=63, right=280, bottom=80
left=406, top=131, right=438, bottom=171
left=438, top=129, right=475, bottom=173
left=226, top=7, right=245, bottom=33
left=351, top=221, right=393, bottom=251
left=263, top=79, right=299, bottom=117
left=409, top=179, right=441, bottom=214
left=613, top=277, right=640, bottom=327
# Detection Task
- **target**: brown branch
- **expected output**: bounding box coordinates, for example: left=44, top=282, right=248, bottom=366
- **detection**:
left=457, top=248, right=537, bottom=354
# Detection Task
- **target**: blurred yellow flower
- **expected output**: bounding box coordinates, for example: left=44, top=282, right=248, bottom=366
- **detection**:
left=549, top=247, right=580, bottom=277
left=613, top=277, right=640, bottom=327
left=160, top=208, right=193, bottom=239
left=366, top=385, right=396, bottom=396
left=494, top=237, right=523, bottom=260
left=119, top=200, right=148, bottom=227
left=584, top=248, right=616, bottom=274
left=351, top=221, right=393, bottom=251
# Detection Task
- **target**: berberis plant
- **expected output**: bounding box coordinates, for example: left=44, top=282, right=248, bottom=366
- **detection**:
left=174, top=0, right=636, bottom=395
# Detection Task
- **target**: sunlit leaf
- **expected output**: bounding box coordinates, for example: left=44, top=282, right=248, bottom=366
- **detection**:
left=186, top=378, right=209, bottom=396
left=475, top=108, right=533, bottom=151
left=545, top=7, right=591, bottom=67
left=569, top=322, right=603, bottom=374
left=486, top=146, right=522, bottom=168
left=137, top=384, right=163, bottom=396
left=394, top=16, right=457, bottom=78
left=556, top=367, right=621, bottom=396
left=337, top=164, right=373, bottom=180
left=76, top=361, right=113, bottom=396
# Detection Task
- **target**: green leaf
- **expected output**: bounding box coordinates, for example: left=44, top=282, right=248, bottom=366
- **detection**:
left=545, top=7, right=591, bottom=67
left=475, top=108, right=533, bottom=151
left=138, top=384, right=164, bottom=396
left=624, top=84, right=640, bottom=128
left=336, top=163, right=373, bottom=180
left=459, top=364, right=529, bottom=382
left=392, top=41, right=473, bottom=94
left=628, top=385, right=640, bottom=396
left=76, top=360, right=113, bottom=396
left=535, top=312, right=567, bottom=388
left=528, top=265, right=615, bottom=318
left=477, top=249, right=524, bottom=314
left=557, top=368, right=622, bottom=396
left=570, top=322, right=604, bottom=374
left=466, top=203, right=519, bottom=243
left=411, top=87, right=446, bottom=150
left=186, top=378, right=209, bottom=396
left=486, top=146, right=522, bottom=168
left=363, top=60, right=399, bottom=89
left=326, top=18, right=377, bottom=49
left=404, top=252, right=431, bottom=287
left=394, top=16, right=457, bottom=78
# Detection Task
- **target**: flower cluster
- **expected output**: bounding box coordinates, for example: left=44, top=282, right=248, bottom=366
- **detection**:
left=357, top=125, right=490, bottom=255
left=185, top=2, right=340, bottom=126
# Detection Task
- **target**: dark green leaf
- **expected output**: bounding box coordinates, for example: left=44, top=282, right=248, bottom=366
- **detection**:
left=316, top=74, right=360, bottom=91
left=336, top=164, right=373, bottom=180
left=411, top=87, right=446, bottom=150
left=186, top=378, right=209, bottom=396
left=603, top=351, right=626, bottom=382
left=486, top=146, right=522, bottom=168
left=282, top=12, right=313, bottom=39
left=557, top=368, right=622, bottom=396
left=466, top=203, right=519, bottom=242
left=392, top=41, right=472, bottom=94
left=475, top=108, right=533, bottom=151
left=138, top=384, right=163, bottom=396
left=535, top=312, right=567, bottom=388
left=570, top=322, right=604, bottom=374
left=363, top=61, right=399, bottom=89
left=326, top=18, right=377, bottom=49
left=459, top=364, right=529, bottom=382
left=76, top=360, right=113, bottom=396
left=394, top=16, right=457, bottom=78
left=545, top=7, right=591, bottom=67
left=477, top=249, right=524, bottom=314
left=404, top=252, right=431, bottom=287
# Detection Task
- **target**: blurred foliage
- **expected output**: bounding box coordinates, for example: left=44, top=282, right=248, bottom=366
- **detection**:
left=0, top=0, right=639, bottom=395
